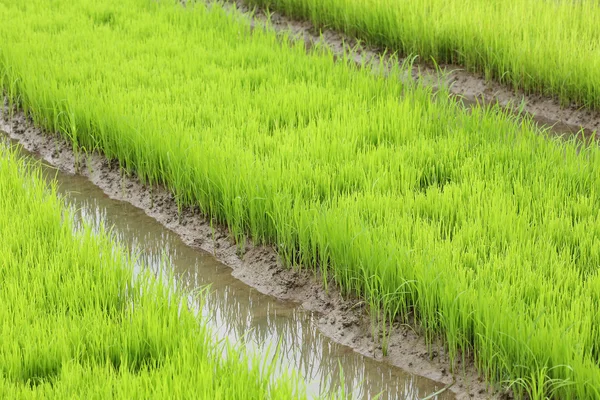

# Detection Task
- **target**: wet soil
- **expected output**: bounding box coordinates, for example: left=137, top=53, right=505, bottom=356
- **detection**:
left=219, top=0, right=600, bottom=139
left=2, top=105, right=500, bottom=399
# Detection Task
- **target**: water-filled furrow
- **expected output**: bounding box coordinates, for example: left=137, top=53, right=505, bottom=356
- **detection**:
left=3, top=135, right=454, bottom=399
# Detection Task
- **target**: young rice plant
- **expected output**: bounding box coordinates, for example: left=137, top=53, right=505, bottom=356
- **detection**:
left=246, top=0, right=600, bottom=109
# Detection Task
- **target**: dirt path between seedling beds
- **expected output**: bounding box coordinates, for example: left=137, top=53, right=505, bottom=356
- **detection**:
left=215, top=0, right=600, bottom=138
left=1, top=103, right=503, bottom=399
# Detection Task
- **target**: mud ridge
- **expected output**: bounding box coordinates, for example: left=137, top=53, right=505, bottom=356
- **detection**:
left=2, top=102, right=505, bottom=399
left=213, top=0, right=599, bottom=138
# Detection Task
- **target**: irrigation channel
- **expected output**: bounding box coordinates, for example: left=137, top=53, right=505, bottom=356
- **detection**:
left=1, top=132, right=455, bottom=400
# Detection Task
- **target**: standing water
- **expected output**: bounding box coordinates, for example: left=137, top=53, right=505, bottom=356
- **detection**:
left=4, top=136, right=454, bottom=400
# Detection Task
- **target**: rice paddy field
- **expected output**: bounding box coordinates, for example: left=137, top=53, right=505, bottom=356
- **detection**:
left=1, top=0, right=600, bottom=399
left=0, top=144, right=307, bottom=398
left=246, top=0, right=600, bottom=109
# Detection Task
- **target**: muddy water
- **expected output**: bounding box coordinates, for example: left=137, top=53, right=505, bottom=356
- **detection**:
left=6, top=139, right=453, bottom=399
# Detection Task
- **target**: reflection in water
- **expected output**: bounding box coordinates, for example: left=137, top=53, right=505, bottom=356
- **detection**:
left=7, top=137, right=453, bottom=400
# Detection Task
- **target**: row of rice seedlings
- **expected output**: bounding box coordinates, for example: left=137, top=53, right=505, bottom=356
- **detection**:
left=0, top=144, right=308, bottom=398
left=244, top=0, right=600, bottom=109
left=2, top=0, right=600, bottom=397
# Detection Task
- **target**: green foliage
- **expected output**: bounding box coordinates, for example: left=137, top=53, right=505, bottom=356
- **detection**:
left=0, top=145, right=306, bottom=398
left=1, top=0, right=600, bottom=398
left=246, top=0, right=600, bottom=109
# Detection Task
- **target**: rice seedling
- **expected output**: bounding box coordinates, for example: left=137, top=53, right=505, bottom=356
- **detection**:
left=2, top=0, right=600, bottom=398
left=0, top=144, right=307, bottom=398
left=245, top=0, right=600, bottom=109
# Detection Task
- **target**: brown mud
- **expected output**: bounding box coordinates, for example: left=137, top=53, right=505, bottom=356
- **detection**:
left=2, top=103, right=502, bottom=399
left=218, top=0, right=599, bottom=139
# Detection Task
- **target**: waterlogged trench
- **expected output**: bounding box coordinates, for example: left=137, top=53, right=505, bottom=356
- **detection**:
left=3, top=136, right=454, bottom=400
